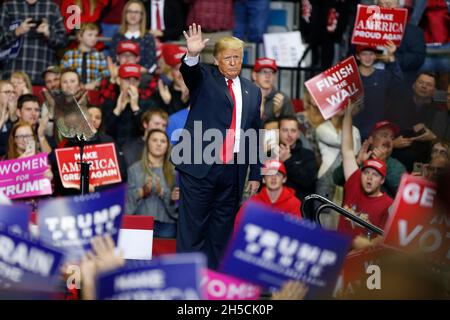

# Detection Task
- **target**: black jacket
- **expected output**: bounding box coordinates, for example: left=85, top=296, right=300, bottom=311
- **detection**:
left=284, top=139, right=318, bottom=201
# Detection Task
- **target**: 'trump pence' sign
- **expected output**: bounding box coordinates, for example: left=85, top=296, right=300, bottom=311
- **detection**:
left=96, top=253, right=206, bottom=300
left=351, top=5, right=408, bottom=47
left=305, top=56, right=363, bottom=120
left=383, top=174, right=450, bottom=262
left=55, top=143, right=122, bottom=189
left=0, top=230, right=63, bottom=291
left=0, top=153, right=52, bottom=200
left=37, top=185, right=126, bottom=260
left=220, top=202, right=351, bottom=298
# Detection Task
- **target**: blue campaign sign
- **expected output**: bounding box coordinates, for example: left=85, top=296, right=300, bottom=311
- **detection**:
left=37, top=185, right=126, bottom=261
left=0, top=229, right=64, bottom=292
left=96, top=253, right=206, bottom=300
left=220, top=202, right=352, bottom=298
left=0, top=204, right=31, bottom=235
left=0, top=20, right=23, bottom=61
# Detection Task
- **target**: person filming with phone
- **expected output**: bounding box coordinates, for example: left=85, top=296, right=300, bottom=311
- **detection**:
left=0, top=0, right=67, bottom=85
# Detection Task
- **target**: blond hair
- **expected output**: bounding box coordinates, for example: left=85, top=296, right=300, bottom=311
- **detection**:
left=10, top=71, right=32, bottom=93
left=76, top=23, right=99, bottom=37
left=119, top=0, right=147, bottom=36
left=213, top=37, right=244, bottom=57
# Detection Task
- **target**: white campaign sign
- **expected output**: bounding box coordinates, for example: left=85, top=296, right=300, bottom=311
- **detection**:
left=263, top=31, right=305, bottom=67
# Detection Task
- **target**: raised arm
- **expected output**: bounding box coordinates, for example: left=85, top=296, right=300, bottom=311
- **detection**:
left=183, top=23, right=209, bottom=58
left=341, top=101, right=359, bottom=181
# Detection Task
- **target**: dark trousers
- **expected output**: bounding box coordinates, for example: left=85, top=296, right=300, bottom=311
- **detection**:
left=176, top=162, right=240, bottom=270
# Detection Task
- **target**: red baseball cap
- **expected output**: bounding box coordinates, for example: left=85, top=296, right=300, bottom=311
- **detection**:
left=118, top=63, right=141, bottom=79
left=117, top=41, right=140, bottom=56
left=362, top=159, right=387, bottom=178
left=262, top=160, right=287, bottom=176
left=162, top=44, right=187, bottom=67
left=254, top=58, right=278, bottom=73
left=355, top=45, right=383, bottom=54
left=371, top=120, right=400, bottom=137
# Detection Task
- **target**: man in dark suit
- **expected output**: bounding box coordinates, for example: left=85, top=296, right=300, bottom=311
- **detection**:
left=173, top=24, right=262, bottom=269
left=143, top=0, right=188, bottom=41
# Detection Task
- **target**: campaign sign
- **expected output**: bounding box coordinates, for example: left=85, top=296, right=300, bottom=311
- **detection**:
left=351, top=5, right=408, bottom=47
left=334, top=246, right=387, bottom=298
left=96, top=253, right=206, bottom=300
left=383, top=174, right=449, bottom=263
left=0, top=20, right=22, bottom=61
left=55, top=143, right=122, bottom=189
left=37, top=185, right=126, bottom=260
left=0, top=229, right=63, bottom=292
left=305, top=56, right=363, bottom=120
left=0, top=204, right=31, bottom=236
left=220, top=202, right=352, bottom=298
left=0, top=153, right=52, bottom=200
left=202, top=269, right=261, bottom=300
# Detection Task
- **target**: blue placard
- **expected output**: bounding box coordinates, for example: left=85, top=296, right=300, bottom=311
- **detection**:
left=0, top=229, right=64, bottom=292
left=220, top=202, right=352, bottom=298
left=37, top=185, right=126, bottom=261
left=0, top=20, right=23, bottom=61
left=96, top=253, right=206, bottom=300
left=0, top=204, right=31, bottom=236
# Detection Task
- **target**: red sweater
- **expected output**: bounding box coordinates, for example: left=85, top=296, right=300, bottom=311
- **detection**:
left=234, top=186, right=302, bottom=232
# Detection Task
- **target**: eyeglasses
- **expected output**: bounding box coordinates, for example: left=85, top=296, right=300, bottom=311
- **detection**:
left=126, top=10, right=142, bottom=15
left=431, top=148, right=448, bottom=156
left=0, top=90, right=14, bottom=95
left=14, top=135, right=33, bottom=140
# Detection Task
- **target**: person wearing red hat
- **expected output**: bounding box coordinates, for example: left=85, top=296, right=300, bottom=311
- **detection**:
left=251, top=57, right=294, bottom=121
left=102, top=63, right=155, bottom=148
left=150, top=44, right=189, bottom=115
left=100, top=40, right=160, bottom=104
left=233, top=160, right=302, bottom=233
left=338, top=102, right=394, bottom=247
left=333, top=118, right=407, bottom=199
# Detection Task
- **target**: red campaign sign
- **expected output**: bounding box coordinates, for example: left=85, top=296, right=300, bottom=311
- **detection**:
left=383, top=174, right=449, bottom=263
left=55, top=143, right=122, bottom=189
left=335, top=247, right=387, bottom=298
left=305, top=56, right=364, bottom=120
left=351, top=5, right=408, bottom=47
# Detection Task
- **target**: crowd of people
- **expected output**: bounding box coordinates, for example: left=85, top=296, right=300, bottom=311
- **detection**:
left=0, top=0, right=449, bottom=300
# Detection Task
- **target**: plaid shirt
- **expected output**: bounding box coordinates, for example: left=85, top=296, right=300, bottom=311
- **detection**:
left=0, top=0, right=67, bottom=85
left=61, top=49, right=110, bottom=84
left=98, top=74, right=159, bottom=105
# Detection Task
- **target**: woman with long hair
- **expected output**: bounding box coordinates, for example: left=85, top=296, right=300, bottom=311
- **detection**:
left=6, top=121, right=39, bottom=160
left=126, top=128, right=179, bottom=238
left=109, top=0, right=157, bottom=73
left=10, top=71, right=32, bottom=97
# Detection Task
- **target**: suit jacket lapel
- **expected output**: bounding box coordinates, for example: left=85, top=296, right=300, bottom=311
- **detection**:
left=240, top=79, right=250, bottom=129
left=212, top=67, right=233, bottom=110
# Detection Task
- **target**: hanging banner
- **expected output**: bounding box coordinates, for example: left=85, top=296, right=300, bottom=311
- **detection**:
left=305, top=56, right=364, bottom=120
left=55, top=143, right=122, bottom=189
left=351, top=5, right=408, bottom=47
left=37, top=185, right=126, bottom=261
left=220, top=202, right=351, bottom=298
left=0, top=153, right=52, bottom=200
left=96, top=253, right=206, bottom=300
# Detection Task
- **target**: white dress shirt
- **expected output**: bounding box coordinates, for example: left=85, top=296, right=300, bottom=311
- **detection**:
left=184, top=55, right=243, bottom=152
left=151, top=0, right=166, bottom=31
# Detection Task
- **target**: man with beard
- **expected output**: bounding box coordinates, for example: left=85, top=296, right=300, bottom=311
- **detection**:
left=333, top=120, right=406, bottom=198
left=337, top=102, right=393, bottom=246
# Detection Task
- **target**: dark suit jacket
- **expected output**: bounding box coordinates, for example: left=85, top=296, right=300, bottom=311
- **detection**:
left=144, top=0, right=187, bottom=41
left=175, top=58, right=262, bottom=198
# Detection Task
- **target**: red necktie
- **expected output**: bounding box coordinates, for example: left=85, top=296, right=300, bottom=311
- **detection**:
left=220, top=79, right=237, bottom=164
left=156, top=1, right=162, bottom=31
